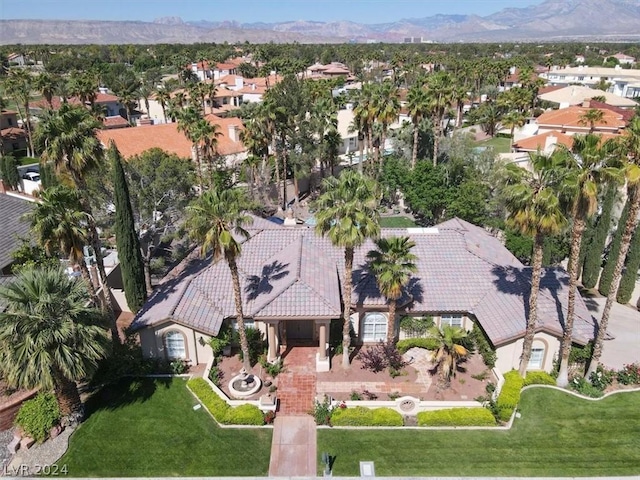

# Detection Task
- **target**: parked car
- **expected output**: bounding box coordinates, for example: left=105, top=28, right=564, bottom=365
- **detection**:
left=22, top=171, right=40, bottom=182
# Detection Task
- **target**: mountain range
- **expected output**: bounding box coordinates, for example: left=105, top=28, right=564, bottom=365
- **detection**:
left=1, top=0, right=639, bottom=45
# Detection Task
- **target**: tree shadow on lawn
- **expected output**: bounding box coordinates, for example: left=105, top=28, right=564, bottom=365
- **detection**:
left=84, top=377, right=172, bottom=419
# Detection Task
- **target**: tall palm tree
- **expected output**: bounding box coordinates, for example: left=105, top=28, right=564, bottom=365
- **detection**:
left=426, top=71, right=453, bottom=166
left=314, top=170, right=381, bottom=368
left=502, top=111, right=527, bottom=152
left=24, top=185, right=97, bottom=300
left=587, top=118, right=640, bottom=376
left=176, top=106, right=206, bottom=191
left=579, top=108, right=605, bottom=134
left=556, top=135, right=620, bottom=387
left=5, top=68, right=35, bottom=156
left=34, top=103, right=119, bottom=343
left=428, top=325, right=469, bottom=384
left=34, top=72, right=59, bottom=109
left=366, top=236, right=417, bottom=343
left=185, top=188, right=254, bottom=372
left=406, top=78, right=429, bottom=170
left=0, top=266, right=110, bottom=416
left=154, top=87, right=171, bottom=123
left=503, top=153, right=567, bottom=377
left=373, top=82, right=400, bottom=176
left=352, top=83, right=376, bottom=174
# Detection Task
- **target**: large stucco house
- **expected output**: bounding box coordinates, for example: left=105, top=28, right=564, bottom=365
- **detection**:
left=131, top=217, right=595, bottom=374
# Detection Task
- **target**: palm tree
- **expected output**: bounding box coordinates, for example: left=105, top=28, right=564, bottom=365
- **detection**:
left=314, top=170, right=381, bottom=368
left=185, top=188, right=254, bottom=372
left=154, top=87, right=171, bottom=123
left=352, top=83, right=376, bottom=174
left=502, top=111, right=527, bottom=152
left=428, top=325, right=469, bottom=384
left=176, top=106, right=206, bottom=191
left=579, top=108, right=605, bottom=134
left=34, top=72, right=59, bottom=109
left=406, top=78, right=429, bottom=169
left=556, top=135, right=621, bottom=387
left=5, top=68, right=35, bottom=156
left=24, top=185, right=97, bottom=300
left=366, top=236, right=417, bottom=343
left=587, top=118, right=640, bottom=376
left=0, top=266, right=110, bottom=416
left=503, top=153, right=567, bottom=377
left=34, top=103, right=119, bottom=343
left=426, top=71, right=453, bottom=166
left=373, top=82, right=400, bottom=176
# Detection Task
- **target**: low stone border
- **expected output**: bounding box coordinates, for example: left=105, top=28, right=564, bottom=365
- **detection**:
left=521, top=384, right=640, bottom=400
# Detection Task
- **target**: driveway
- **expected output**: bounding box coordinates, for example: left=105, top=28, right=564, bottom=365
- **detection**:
left=585, top=296, right=640, bottom=370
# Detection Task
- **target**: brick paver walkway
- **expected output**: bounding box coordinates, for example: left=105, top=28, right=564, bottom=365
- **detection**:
left=277, top=347, right=317, bottom=415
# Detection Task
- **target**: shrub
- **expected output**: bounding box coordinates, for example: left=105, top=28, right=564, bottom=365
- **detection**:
left=238, top=327, right=267, bottom=366
left=397, top=337, right=439, bottom=354
left=223, top=404, right=264, bottom=425
left=570, top=376, right=604, bottom=398
left=170, top=359, right=189, bottom=374
left=331, top=406, right=403, bottom=426
left=495, top=370, right=524, bottom=422
left=208, top=365, right=223, bottom=386
left=350, top=391, right=363, bottom=401
left=399, top=316, right=434, bottom=337
left=312, top=396, right=333, bottom=425
left=15, top=393, right=61, bottom=443
left=188, top=378, right=230, bottom=423
left=617, top=363, right=640, bottom=385
left=209, top=324, right=232, bottom=357
left=588, top=365, right=614, bottom=391
left=356, top=341, right=406, bottom=374
left=523, top=371, right=556, bottom=386
left=259, top=356, right=285, bottom=378
left=371, top=407, right=404, bottom=426
left=417, top=408, right=496, bottom=427
left=469, top=323, right=496, bottom=368
left=569, top=342, right=593, bottom=366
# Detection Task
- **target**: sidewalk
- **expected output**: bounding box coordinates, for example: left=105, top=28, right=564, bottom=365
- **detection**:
left=268, top=415, right=316, bottom=477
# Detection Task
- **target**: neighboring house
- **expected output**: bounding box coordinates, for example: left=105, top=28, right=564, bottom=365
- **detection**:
left=131, top=217, right=595, bottom=375
left=611, top=53, right=636, bottom=65
left=0, top=193, right=34, bottom=275
left=304, top=62, right=352, bottom=80
left=513, top=130, right=574, bottom=154
left=540, top=66, right=640, bottom=98
left=534, top=104, right=627, bottom=136
left=537, top=85, right=638, bottom=109
left=187, top=61, right=214, bottom=81
left=212, top=62, right=238, bottom=81
left=7, top=53, right=25, bottom=66
left=0, top=110, right=27, bottom=155
left=97, top=115, right=247, bottom=168
left=575, top=55, right=585, bottom=64
left=103, top=115, right=131, bottom=130
left=31, top=91, right=126, bottom=118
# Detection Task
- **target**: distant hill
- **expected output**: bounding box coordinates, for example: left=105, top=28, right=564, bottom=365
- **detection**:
left=1, top=0, right=639, bottom=45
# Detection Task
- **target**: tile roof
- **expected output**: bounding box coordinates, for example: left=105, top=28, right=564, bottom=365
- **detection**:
left=132, top=216, right=595, bottom=348
left=1, top=127, right=27, bottom=140
left=0, top=195, right=34, bottom=270
left=102, top=115, right=130, bottom=129
left=538, top=86, right=638, bottom=108
left=513, top=130, right=574, bottom=152
left=97, top=115, right=246, bottom=158
left=536, top=106, right=627, bottom=132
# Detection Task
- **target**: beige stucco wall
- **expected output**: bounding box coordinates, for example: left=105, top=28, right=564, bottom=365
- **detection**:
left=138, top=320, right=214, bottom=366
left=495, top=332, right=560, bottom=373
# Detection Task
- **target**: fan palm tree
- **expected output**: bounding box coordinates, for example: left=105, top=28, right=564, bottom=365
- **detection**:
left=372, top=82, right=400, bottom=176
left=556, top=135, right=621, bottom=386
left=176, top=106, right=206, bottom=191
left=502, top=111, right=527, bottom=152
left=503, top=153, right=567, bottom=377
left=352, top=83, right=376, bottom=174
left=426, top=71, right=453, bottom=166
left=24, top=185, right=97, bottom=300
left=428, top=325, right=469, bottom=383
left=154, top=87, right=171, bottom=123
left=34, top=103, right=119, bottom=342
left=366, top=236, right=417, bottom=343
left=0, top=266, right=110, bottom=416
left=5, top=68, right=35, bottom=156
left=34, top=72, right=59, bottom=109
left=579, top=108, right=605, bottom=134
left=314, top=170, right=381, bottom=368
left=185, top=188, right=254, bottom=372
left=587, top=118, right=640, bottom=376
left=406, top=78, right=429, bottom=170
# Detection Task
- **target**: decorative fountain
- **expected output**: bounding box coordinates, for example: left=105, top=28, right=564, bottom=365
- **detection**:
left=228, top=368, right=262, bottom=398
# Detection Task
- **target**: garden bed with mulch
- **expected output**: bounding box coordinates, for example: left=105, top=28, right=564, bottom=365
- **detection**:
left=212, top=353, right=273, bottom=401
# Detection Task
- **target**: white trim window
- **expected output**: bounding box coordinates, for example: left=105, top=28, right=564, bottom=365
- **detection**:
left=233, top=319, right=255, bottom=330
left=165, top=331, right=186, bottom=360
left=528, top=347, right=545, bottom=370
left=440, top=314, right=463, bottom=329
left=362, top=312, right=387, bottom=342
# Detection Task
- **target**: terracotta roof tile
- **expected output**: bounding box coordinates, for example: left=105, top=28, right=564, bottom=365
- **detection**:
left=536, top=106, right=626, bottom=132
left=513, top=130, right=574, bottom=152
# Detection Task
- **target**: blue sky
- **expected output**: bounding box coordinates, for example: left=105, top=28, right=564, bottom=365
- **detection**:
left=0, top=0, right=544, bottom=24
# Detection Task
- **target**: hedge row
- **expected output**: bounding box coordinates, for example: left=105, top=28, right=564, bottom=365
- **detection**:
left=523, top=371, right=556, bottom=386
left=331, top=407, right=403, bottom=426
left=187, top=378, right=264, bottom=425
left=417, top=407, right=496, bottom=427
left=397, top=337, right=439, bottom=354
left=496, top=370, right=524, bottom=422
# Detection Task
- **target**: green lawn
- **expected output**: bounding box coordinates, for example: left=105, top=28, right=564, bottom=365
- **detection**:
left=475, top=136, right=512, bottom=154
left=59, top=378, right=272, bottom=477
left=318, top=388, right=640, bottom=477
left=380, top=216, right=417, bottom=228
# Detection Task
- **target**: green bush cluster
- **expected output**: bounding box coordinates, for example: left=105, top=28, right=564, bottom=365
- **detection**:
left=187, top=378, right=264, bottom=425
left=495, top=370, right=524, bottom=422
left=330, top=406, right=403, bottom=426
left=570, top=376, right=604, bottom=398
left=469, top=323, right=496, bottom=368
left=523, top=371, right=556, bottom=386
left=617, top=363, right=640, bottom=385
left=397, top=337, right=439, bottom=353
left=15, top=392, right=61, bottom=443
left=417, top=408, right=496, bottom=427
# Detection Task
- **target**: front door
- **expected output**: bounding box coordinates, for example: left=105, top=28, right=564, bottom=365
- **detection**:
left=286, top=320, right=314, bottom=342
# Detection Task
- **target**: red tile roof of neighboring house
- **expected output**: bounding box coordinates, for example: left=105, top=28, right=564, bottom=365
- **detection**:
left=513, top=130, right=574, bottom=152
left=102, top=116, right=130, bottom=129
left=215, top=74, right=243, bottom=85
left=588, top=100, right=636, bottom=122
left=97, top=115, right=246, bottom=159
left=536, top=106, right=626, bottom=132
left=216, top=62, right=237, bottom=71
left=31, top=92, right=120, bottom=110
left=538, top=85, right=564, bottom=95
left=1, top=127, right=27, bottom=140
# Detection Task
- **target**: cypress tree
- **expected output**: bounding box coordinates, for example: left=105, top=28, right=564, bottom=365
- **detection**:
left=1, top=155, right=20, bottom=190
left=39, top=161, right=58, bottom=190
left=581, top=184, right=617, bottom=289
left=616, top=225, right=640, bottom=304
left=599, top=197, right=630, bottom=296
left=109, top=142, right=147, bottom=313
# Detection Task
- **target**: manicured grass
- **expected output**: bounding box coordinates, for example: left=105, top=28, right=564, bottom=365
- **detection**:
left=475, top=135, right=511, bottom=154
left=59, top=377, right=272, bottom=477
left=318, top=388, right=640, bottom=476
left=380, top=216, right=417, bottom=228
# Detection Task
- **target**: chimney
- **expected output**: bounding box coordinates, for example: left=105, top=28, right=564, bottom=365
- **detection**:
left=544, top=134, right=558, bottom=152
left=235, top=77, right=244, bottom=89
left=228, top=124, right=238, bottom=142
left=582, top=99, right=591, bottom=108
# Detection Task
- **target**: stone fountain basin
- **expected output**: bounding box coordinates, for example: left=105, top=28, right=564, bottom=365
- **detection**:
left=228, top=372, right=262, bottom=399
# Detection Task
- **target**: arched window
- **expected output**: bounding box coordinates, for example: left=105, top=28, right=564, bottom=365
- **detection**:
left=527, top=341, right=546, bottom=370
left=164, top=331, right=186, bottom=360
left=363, top=313, right=387, bottom=343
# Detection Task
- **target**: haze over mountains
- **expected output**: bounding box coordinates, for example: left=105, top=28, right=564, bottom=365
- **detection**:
left=1, top=0, right=639, bottom=45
